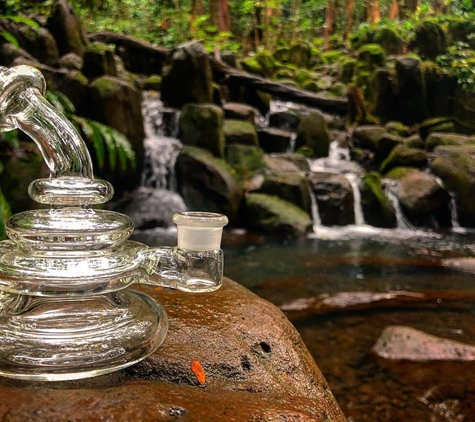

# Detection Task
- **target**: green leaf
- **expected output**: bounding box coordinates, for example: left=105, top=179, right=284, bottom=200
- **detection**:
left=5, top=15, right=40, bottom=30
left=0, top=31, right=18, bottom=48
left=96, top=124, right=117, bottom=170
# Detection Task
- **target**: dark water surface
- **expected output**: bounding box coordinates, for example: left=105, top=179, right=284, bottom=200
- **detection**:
left=222, top=228, right=475, bottom=421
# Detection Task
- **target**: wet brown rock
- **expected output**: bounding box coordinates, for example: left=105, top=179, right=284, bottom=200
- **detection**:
left=0, top=278, right=344, bottom=421
left=372, top=325, right=475, bottom=361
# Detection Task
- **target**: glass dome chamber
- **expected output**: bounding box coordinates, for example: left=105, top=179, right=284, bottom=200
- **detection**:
left=0, top=65, right=227, bottom=381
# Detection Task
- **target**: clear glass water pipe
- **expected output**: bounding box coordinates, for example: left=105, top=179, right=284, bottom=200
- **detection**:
left=0, top=65, right=228, bottom=381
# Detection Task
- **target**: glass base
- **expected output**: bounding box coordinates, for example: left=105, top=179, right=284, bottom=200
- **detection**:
left=0, top=290, right=168, bottom=381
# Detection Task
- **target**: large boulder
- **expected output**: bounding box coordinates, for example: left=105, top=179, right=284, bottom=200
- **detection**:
left=225, top=144, right=265, bottom=180
left=58, top=69, right=88, bottom=112
left=386, top=167, right=451, bottom=228
left=179, top=104, right=225, bottom=158
left=379, top=144, right=428, bottom=174
left=353, top=125, right=387, bottom=150
left=0, top=279, right=345, bottom=421
left=412, top=20, right=447, bottom=59
left=175, top=146, right=242, bottom=223
left=288, top=41, right=312, bottom=68
left=296, top=112, right=330, bottom=158
left=258, top=127, right=295, bottom=153
left=394, top=57, right=427, bottom=125
left=46, top=0, right=89, bottom=56
left=0, top=19, right=59, bottom=66
left=425, top=132, right=475, bottom=152
left=430, top=145, right=475, bottom=228
left=256, top=172, right=312, bottom=214
left=223, top=119, right=258, bottom=146
left=82, top=42, right=118, bottom=79
left=308, top=172, right=355, bottom=226
left=161, top=41, right=213, bottom=108
left=86, top=75, right=144, bottom=189
left=373, top=27, right=403, bottom=55
left=244, top=193, right=312, bottom=238
left=223, top=102, right=258, bottom=123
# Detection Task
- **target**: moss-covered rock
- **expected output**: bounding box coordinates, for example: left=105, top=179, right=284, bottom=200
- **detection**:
left=289, top=41, right=312, bottom=68
left=321, top=50, right=344, bottom=65
left=374, top=27, right=403, bottom=55
left=142, top=75, right=162, bottom=91
left=357, top=44, right=386, bottom=69
left=241, top=51, right=275, bottom=78
left=258, top=127, right=295, bottom=153
left=176, top=146, right=242, bottom=223
left=161, top=41, right=213, bottom=108
left=264, top=153, right=310, bottom=173
left=330, top=82, right=348, bottom=97
left=422, top=61, right=456, bottom=117
left=386, top=166, right=451, bottom=228
left=86, top=75, right=144, bottom=191
left=296, top=112, right=330, bottom=158
left=368, top=67, right=397, bottom=123
left=394, top=56, right=427, bottom=125
left=225, top=144, right=265, bottom=180
left=361, top=171, right=397, bottom=228
left=385, top=121, right=410, bottom=137
left=244, top=193, right=312, bottom=238
left=256, top=172, right=312, bottom=214
left=82, top=42, right=117, bottom=79
left=419, top=117, right=455, bottom=140
left=308, top=172, right=355, bottom=226
left=430, top=146, right=475, bottom=228
left=273, top=46, right=289, bottom=63
left=179, top=104, right=225, bottom=158
left=58, top=69, right=88, bottom=112
left=425, top=132, right=475, bottom=152
left=337, top=57, right=356, bottom=83
left=224, top=119, right=258, bottom=146
left=223, top=103, right=258, bottom=123
left=353, top=125, right=387, bottom=150
left=412, top=20, right=447, bottom=60
left=379, top=144, right=428, bottom=174
left=46, top=0, right=89, bottom=56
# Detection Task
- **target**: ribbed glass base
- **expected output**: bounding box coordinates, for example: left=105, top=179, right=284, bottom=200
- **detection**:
left=0, top=290, right=168, bottom=381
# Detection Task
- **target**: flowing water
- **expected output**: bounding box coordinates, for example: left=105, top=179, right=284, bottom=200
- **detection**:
left=138, top=95, right=475, bottom=420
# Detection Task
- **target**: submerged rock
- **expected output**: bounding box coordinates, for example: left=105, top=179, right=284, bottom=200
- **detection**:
left=0, top=279, right=345, bottom=421
left=372, top=325, right=475, bottom=361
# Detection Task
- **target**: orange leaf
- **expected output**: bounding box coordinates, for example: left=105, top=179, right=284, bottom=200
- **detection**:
left=154, top=286, right=164, bottom=292
left=191, top=360, right=206, bottom=385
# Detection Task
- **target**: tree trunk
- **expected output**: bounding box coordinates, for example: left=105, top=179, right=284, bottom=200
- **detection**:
left=389, top=0, right=399, bottom=20
left=345, top=0, right=355, bottom=40
left=366, top=0, right=380, bottom=24
left=217, top=0, right=231, bottom=32
left=323, top=0, right=336, bottom=50
left=191, top=0, right=204, bottom=35
left=209, top=0, right=218, bottom=27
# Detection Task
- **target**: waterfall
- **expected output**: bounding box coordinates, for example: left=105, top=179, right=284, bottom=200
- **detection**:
left=383, top=181, right=415, bottom=230
left=345, top=173, right=365, bottom=226
left=309, top=187, right=322, bottom=230
left=450, top=194, right=461, bottom=230
left=309, top=140, right=365, bottom=227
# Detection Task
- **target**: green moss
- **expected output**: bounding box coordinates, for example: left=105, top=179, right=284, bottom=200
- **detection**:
left=321, top=50, right=344, bottom=65
left=225, top=144, right=265, bottom=179
left=86, top=41, right=113, bottom=54
left=362, top=171, right=389, bottom=204
left=385, top=166, right=419, bottom=180
left=89, top=76, right=121, bottom=98
left=373, top=27, right=403, bottom=55
left=357, top=43, right=386, bottom=67
left=142, top=75, right=162, bottom=91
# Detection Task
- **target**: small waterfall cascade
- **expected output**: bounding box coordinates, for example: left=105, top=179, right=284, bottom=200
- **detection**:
left=309, top=140, right=365, bottom=227
left=450, top=194, right=462, bottom=230
left=141, top=92, right=183, bottom=190
left=309, top=188, right=322, bottom=231
left=383, top=180, right=416, bottom=230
